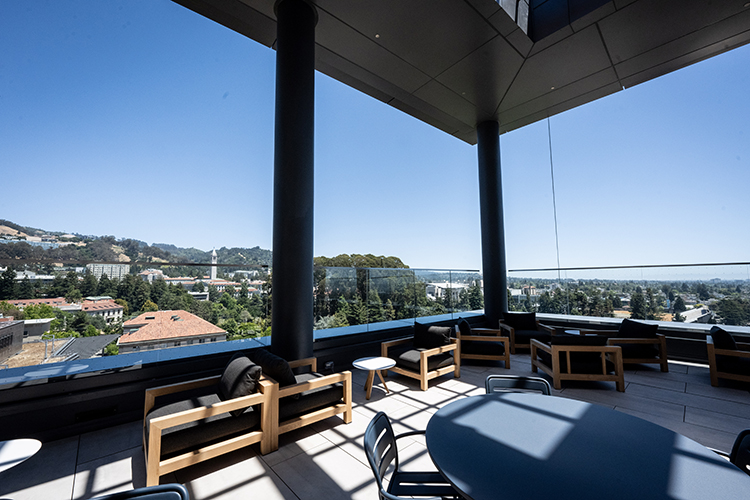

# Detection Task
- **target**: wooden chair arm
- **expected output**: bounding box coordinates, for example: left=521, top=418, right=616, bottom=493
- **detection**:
left=288, top=357, right=317, bottom=372
left=277, top=370, right=352, bottom=399
left=418, top=340, right=458, bottom=358
left=607, top=337, right=662, bottom=345
left=148, top=378, right=273, bottom=433
left=530, top=339, right=551, bottom=354
left=497, top=322, right=514, bottom=334
left=381, top=336, right=413, bottom=355
left=713, top=347, right=750, bottom=358
left=462, top=335, right=510, bottom=343
left=553, top=345, right=623, bottom=354
left=537, top=322, right=555, bottom=334
left=736, top=341, right=750, bottom=352
left=468, top=328, right=504, bottom=336
left=144, top=375, right=221, bottom=419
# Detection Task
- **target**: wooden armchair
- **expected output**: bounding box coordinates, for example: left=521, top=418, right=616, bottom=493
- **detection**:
left=143, top=373, right=273, bottom=486
left=269, top=356, right=353, bottom=451
left=531, top=335, right=625, bottom=392
left=455, top=318, right=510, bottom=368
left=707, top=326, right=750, bottom=387
left=381, top=322, right=460, bottom=390
left=498, top=312, right=554, bottom=354
left=579, top=319, right=668, bottom=372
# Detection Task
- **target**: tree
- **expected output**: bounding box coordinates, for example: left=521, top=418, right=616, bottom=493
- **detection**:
left=193, top=281, right=205, bottom=293
left=467, top=280, right=484, bottom=310
left=141, top=300, right=158, bottom=312
left=673, top=311, right=685, bottom=322
left=23, top=303, right=56, bottom=319
left=98, top=273, right=117, bottom=297
left=103, top=341, right=119, bottom=356
left=645, top=288, right=660, bottom=320
left=0, top=300, right=23, bottom=320
left=673, top=296, right=686, bottom=313
left=696, top=283, right=710, bottom=301
left=17, top=276, right=35, bottom=299
left=84, top=324, right=99, bottom=337
left=208, top=285, right=220, bottom=302
left=0, top=267, right=16, bottom=300
left=630, top=291, right=647, bottom=319
left=114, top=298, right=129, bottom=316
left=80, top=272, right=98, bottom=297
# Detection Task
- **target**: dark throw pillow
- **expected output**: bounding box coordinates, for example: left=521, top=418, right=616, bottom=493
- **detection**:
left=502, top=312, right=537, bottom=331
left=414, top=322, right=452, bottom=349
left=248, top=348, right=297, bottom=387
left=710, top=326, right=738, bottom=351
left=457, top=318, right=472, bottom=337
left=618, top=318, right=658, bottom=339
left=218, top=353, right=262, bottom=417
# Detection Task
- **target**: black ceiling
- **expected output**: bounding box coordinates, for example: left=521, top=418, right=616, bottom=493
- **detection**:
left=173, top=0, right=750, bottom=144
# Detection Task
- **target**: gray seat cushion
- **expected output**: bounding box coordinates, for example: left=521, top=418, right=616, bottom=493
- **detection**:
left=461, top=339, right=505, bottom=356
left=146, top=385, right=261, bottom=460
left=514, top=329, right=551, bottom=345
left=393, top=345, right=454, bottom=372
left=278, top=372, right=344, bottom=422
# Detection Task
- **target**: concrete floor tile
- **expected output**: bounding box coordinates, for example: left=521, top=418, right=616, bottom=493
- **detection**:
left=261, top=423, right=333, bottom=467
left=180, top=449, right=296, bottom=500
left=73, top=446, right=145, bottom=499
left=627, top=384, right=750, bottom=419
left=685, top=406, right=750, bottom=436
left=77, top=420, right=143, bottom=465
left=271, top=442, right=379, bottom=500
left=686, top=381, right=750, bottom=404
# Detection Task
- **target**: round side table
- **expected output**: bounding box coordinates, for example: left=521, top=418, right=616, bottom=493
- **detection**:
left=0, top=439, right=42, bottom=474
left=353, top=356, right=396, bottom=400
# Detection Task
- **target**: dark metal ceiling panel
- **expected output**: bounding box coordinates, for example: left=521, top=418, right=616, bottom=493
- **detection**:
left=500, top=25, right=612, bottom=111
left=436, top=35, right=525, bottom=117
left=315, top=0, right=499, bottom=78
left=172, top=0, right=750, bottom=144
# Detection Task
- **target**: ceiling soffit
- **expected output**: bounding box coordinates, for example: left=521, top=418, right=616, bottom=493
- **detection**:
left=173, top=0, right=750, bottom=144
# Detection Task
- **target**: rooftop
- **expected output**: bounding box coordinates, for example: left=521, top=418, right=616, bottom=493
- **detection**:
left=120, top=310, right=226, bottom=344
left=2, top=353, right=748, bottom=499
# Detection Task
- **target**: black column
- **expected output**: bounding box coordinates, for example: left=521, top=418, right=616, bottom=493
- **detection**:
left=477, top=120, right=508, bottom=324
left=271, top=0, right=316, bottom=361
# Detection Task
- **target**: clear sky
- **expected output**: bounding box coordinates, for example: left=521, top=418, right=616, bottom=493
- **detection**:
left=2, top=1, right=749, bottom=277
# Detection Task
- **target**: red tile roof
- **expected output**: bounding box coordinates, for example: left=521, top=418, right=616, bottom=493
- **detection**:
left=7, top=297, right=70, bottom=309
left=82, top=299, right=123, bottom=312
left=119, top=310, right=225, bottom=344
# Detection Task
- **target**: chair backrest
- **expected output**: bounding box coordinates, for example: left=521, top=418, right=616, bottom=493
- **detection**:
left=91, top=484, right=189, bottom=500
left=364, top=412, right=399, bottom=493
left=730, top=429, right=750, bottom=476
left=485, top=375, right=552, bottom=395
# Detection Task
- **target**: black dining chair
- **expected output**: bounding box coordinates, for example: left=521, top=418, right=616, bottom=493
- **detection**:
left=91, top=484, right=189, bottom=500
left=485, top=374, right=552, bottom=395
left=364, top=411, right=462, bottom=500
left=729, top=429, right=750, bottom=476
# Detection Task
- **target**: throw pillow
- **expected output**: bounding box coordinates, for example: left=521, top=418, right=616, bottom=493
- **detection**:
left=414, top=321, right=452, bottom=349
left=248, top=348, right=297, bottom=387
left=618, top=318, right=658, bottom=339
left=218, top=352, right=262, bottom=417
left=457, top=318, right=472, bottom=337
left=710, top=326, right=738, bottom=351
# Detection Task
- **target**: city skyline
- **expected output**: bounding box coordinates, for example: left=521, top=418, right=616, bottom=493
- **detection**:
left=2, top=1, right=749, bottom=272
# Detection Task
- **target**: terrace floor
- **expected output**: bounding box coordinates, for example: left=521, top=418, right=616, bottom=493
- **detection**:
left=3, top=352, right=750, bottom=500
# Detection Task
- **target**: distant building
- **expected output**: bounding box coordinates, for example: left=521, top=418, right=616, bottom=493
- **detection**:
left=139, top=269, right=165, bottom=283
left=0, top=320, right=24, bottom=365
left=14, top=271, right=56, bottom=285
left=118, top=310, right=226, bottom=353
left=680, top=307, right=713, bottom=324
left=426, top=283, right=467, bottom=302
left=86, top=263, right=130, bottom=280
left=211, top=248, right=218, bottom=281
left=82, top=297, right=123, bottom=324
left=8, top=297, right=71, bottom=310
left=22, top=318, right=53, bottom=341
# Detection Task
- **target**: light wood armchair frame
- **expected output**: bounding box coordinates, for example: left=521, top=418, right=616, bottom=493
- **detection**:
left=607, top=334, right=669, bottom=372
left=707, top=336, right=750, bottom=387
left=498, top=320, right=555, bottom=354
left=530, top=339, right=625, bottom=392
left=267, top=357, right=353, bottom=451
left=143, top=375, right=274, bottom=487
left=455, top=326, right=510, bottom=368
left=381, top=337, right=460, bottom=390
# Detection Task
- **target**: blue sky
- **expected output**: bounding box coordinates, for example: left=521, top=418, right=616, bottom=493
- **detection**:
left=2, top=1, right=749, bottom=276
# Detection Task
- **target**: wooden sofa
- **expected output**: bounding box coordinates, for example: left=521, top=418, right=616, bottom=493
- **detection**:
left=707, top=326, right=750, bottom=387
left=381, top=322, right=460, bottom=390
left=455, top=318, right=510, bottom=368
left=531, top=335, right=625, bottom=392
left=144, top=352, right=352, bottom=486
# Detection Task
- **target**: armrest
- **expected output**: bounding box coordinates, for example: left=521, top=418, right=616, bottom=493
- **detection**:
left=537, top=322, right=555, bottom=334
left=288, top=357, right=317, bottom=372
left=607, top=337, right=662, bottom=345
left=381, top=336, right=414, bottom=356
left=468, top=328, right=504, bottom=337
left=713, top=347, right=750, bottom=358
left=464, top=334, right=510, bottom=343
left=277, top=370, right=352, bottom=399
left=144, top=375, right=221, bottom=419
left=148, top=379, right=273, bottom=433
left=530, top=339, right=551, bottom=354
left=418, top=340, right=458, bottom=358
left=497, top=322, right=514, bottom=334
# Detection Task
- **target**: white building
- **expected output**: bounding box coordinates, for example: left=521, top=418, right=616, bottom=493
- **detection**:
left=86, top=263, right=130, bottom=280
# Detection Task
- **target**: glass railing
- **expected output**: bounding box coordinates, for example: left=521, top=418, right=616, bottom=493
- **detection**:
left=313, top=266, right=483, bottom=334
left=507, top=262, right=750, bottom=327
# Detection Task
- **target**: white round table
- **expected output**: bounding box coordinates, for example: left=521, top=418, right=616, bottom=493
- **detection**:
left=353, top=356, right=396, bottom=399
left=0, top=439, right=42, bottom=474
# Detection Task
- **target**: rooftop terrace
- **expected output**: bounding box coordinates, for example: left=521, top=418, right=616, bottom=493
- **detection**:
left=3, top=352, right=749, bottom=500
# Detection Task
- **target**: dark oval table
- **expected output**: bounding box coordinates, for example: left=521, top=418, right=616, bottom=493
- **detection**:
left=425, top=393, right=750, bottom=500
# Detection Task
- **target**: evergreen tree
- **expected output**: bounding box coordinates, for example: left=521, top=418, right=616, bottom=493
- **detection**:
left=468, top=280, right=484, bottom=310
left=0, top=267, right=17, bottom=300
left=673, top=295, right=687, bottom=313
left=17, top=276, right=35, bottom=299
left=80, top=272, right=98, bottom=297
left=630, top=291, right=647, bottom=319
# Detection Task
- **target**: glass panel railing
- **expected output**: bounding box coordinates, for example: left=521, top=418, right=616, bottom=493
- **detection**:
left=508, top=263, right=750, bottom=326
